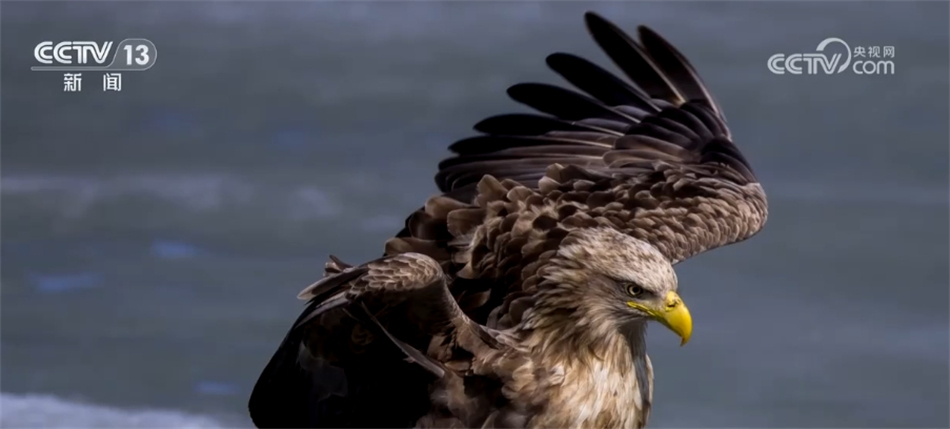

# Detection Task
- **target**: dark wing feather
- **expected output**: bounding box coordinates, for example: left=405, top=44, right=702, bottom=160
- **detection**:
left=545, top=52, right=657, bottom=113
left=249, top=253, right=492, bottom=428
left=507, top=83, right=640, bottom=123
left=637, top=26, right=726, bottom=122
left=583, top=12, right=685, bottom=105
left=473, top=113, right=623, bottom=136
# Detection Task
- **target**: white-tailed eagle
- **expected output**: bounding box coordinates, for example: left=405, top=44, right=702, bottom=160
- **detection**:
left=249, top=11, right=768, bottom=429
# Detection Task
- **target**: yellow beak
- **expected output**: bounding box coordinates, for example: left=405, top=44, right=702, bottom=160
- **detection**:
left=628, top=291, right=692, bottom=346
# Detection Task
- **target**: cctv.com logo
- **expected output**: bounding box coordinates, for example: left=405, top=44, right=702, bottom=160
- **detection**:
left=768, top=38, right=895, bottom=75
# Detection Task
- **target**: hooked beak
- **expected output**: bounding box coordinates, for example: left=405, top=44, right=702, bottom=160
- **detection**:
left=628, top=291, right=692, bottom=346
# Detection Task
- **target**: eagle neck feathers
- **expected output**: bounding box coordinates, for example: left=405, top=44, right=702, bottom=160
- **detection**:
left=511, top=284, right=654, bottom=429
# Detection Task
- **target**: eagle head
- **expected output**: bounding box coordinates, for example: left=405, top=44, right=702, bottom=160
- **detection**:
left=542, top=227, right=692, bottom=346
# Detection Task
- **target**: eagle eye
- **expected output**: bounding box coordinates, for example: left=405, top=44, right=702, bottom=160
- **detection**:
left=626, top=284, right=643, bottom=297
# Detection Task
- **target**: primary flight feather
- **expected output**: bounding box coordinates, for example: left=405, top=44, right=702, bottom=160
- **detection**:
left=249, top=11, right=768, bottom=429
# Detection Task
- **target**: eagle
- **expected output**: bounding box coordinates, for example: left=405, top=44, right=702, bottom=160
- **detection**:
left=249, top=11, right=768, bottom=429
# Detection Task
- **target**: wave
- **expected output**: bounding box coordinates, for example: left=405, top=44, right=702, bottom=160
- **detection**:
left=0, top=393, right=239, bottom=429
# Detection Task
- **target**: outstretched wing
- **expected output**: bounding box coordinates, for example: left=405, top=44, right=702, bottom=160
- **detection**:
left=435, top=11, right=766, bottom=263
left=404, top=12, right=767, bottom=262
left=249, top=253, right=495, bottom=428
left=389, top=11, right=767, bottom=325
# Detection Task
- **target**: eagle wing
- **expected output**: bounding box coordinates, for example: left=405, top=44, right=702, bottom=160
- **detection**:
left=389, top=12, right=768, bottom=326
left=248, top=253, right=497, bottom=428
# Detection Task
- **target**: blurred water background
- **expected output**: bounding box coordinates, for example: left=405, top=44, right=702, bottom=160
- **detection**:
left=1, top=1, right=948, bottom=428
